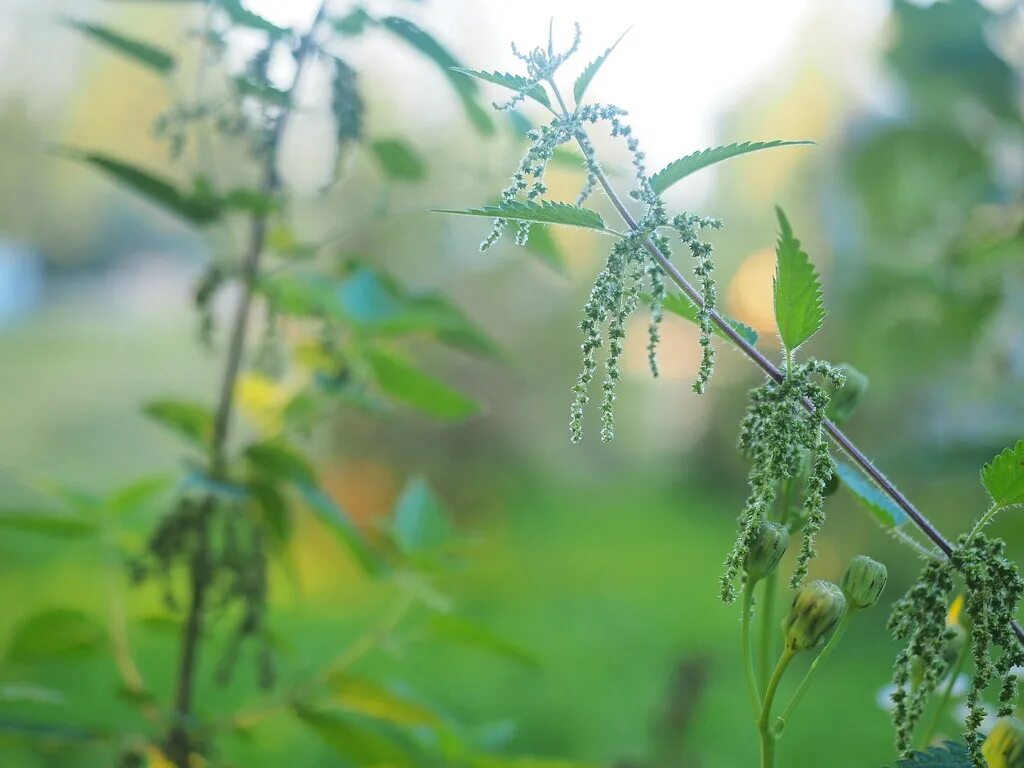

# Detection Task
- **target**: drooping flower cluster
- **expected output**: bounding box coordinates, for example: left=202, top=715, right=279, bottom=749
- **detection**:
left=478, top=27, right=722, bottom=442
left=720, top=360, right=845, bottom=603
left=889, top=532, right=1024, bottom=763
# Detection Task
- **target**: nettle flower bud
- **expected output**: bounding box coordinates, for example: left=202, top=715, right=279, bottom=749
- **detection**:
left=983, top=716, right=1024, bottom=768
left=744, top=521, right=789, bottom=581
left=841, top=555, right=887, bottom=610
left=783, top=580, right=847, bottom=652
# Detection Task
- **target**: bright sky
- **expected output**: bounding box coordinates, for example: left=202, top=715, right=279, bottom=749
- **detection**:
left=246, top=0, right=888, bottom=171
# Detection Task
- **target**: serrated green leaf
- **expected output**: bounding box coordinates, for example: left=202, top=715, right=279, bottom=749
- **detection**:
left=835, top=462, right=908, bottom=529
left=380, top=17, right=493, bottom=135
left=0, top=508, right=97, bottom=539
left=427, top=614, right=540, bottom=669
left=5, top=609, right=105, bottom=663
left=392, top=477, right=452, bottom=555
left=981, top=439, right=1024, bottom=508
left=66, top=19, right=175, bottom=74
left=293, top=482, right=381, bottom=575
left=773, top=207, right=826, bottom=353
left=434, top=201, right=608, bottom=233
left=369, top=139, right=425, bottom=181
left=661, top=292, right=758, bottom=346
left=364, top=347, right=478, bottom=421
left=143, top=399, right=214, bottom=449
left=450, top=68, right=551, bottom=109
left=892, top=741, right=970, bottom=767
left=59, top=150, right=222, bottom=225
left=573, top=29, right=628, bottom=104
left=649, top=140, right=815, bottom=195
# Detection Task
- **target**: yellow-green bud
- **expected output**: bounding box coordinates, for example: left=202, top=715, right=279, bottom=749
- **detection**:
left=840, top=555, right=887, bottom=610
left=783, top=580, right=847, bottom=652
left=983, top=716, right=1024, bottom=768
left=744, top=521, right=789, bottom=581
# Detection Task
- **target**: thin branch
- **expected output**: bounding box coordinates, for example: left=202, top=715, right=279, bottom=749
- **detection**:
left=164, top=7, right=328, bottom=766
left=544, top=80, right=1024, bottom=648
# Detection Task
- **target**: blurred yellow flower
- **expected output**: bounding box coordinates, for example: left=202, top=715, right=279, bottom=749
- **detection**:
left=236, top=372, right=298, bottom=437
left=948, top=594, right=965, bottom=626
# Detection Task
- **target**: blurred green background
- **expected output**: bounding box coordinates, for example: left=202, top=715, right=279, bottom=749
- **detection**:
left=1, top=0, right=1022, bottom=766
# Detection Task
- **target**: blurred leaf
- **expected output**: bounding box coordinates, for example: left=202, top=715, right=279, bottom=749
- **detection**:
left=427, top=614, right=540, bottom=669
left=451, top=68, right=550, bottom=109
left=0, top=684, right=67, bottom=706
left=294, top=705, right=419, bottom=766
left=523, top=224, right=565, bottom=273
left=107, top=475, right=171, bottom=517
left=0, top=717, right=103, bottom=745
left=332, top=7, right=374, bottom=36
left=891, top=741, right=971, bottom=767
left=218, top=0, right=290, bottom=35
left=143, top=400, right=214, bottom=449
left=221, top=187, right=279, bottom=215
left=835, top=462, right=908, bottom=529
left=182, top=469, right=250, bottom=503
left=364, top=347, right=479, bottom=421
left=234, top=75, right=290, bottom=106
left=248, top=481, right=290, bottom=544
left=825, top=364, right=869, bottom=424
left=5, top=609, right=105, bottom=663
left=58, top=150, right=222, bottom=224
left=370, top=139, right=425, bottom=181
left=981, top=439, right=1024, bottom=508
left=435, top=201, right=608, bottom=233
left=329, top=56, right=363, bottom=147
left=0, top=508, right=97, bottom=539
left=474, top=758, right=597, bottom=768
left=661, top=292, right=758, bottom=346
left=392, top=477, right=453, bottom=555
left=573, top=29, right=628, bottom=104
left=650, top=141, right=814, bottom=196
left=293, top=482, right=381, bottom=575
left=773, top=207, right=825, bottom=353
left=324, top=676, right=441, bottom=726
left=245, top=440, right=316, bottom=485
left=66, top=19, right=175, bottom=73
left=380, top=17, right=493, bottom=135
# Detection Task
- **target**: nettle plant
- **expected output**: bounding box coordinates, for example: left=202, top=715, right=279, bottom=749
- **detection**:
left=440, top=24, right=1024, bottom=768
left=0, top=4, right=546, bottom=768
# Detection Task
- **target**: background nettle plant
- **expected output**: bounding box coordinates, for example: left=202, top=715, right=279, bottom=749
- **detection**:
left=440, top=23, right=1024, bottom=768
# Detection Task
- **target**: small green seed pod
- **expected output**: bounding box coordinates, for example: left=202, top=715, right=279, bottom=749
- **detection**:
left=782, top=579, right=847, bottom=652
left=744, top=521, right=789, bottom=581
left=983, top=716, right=1024, bottom=768
left=840, top=555, right=887, bottom=610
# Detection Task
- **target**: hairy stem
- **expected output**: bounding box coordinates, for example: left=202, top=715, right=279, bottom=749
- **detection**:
left=545, top=79, right=1024, bottom=648
left=742, top=579, right=762, bottom=720
left=163, top=8, right=326, bottom=766
left=774, top=610, right=853, bottom=734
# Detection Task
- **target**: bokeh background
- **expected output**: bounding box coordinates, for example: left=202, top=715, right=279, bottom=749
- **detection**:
left=1, top=0, right=1023, bottom=766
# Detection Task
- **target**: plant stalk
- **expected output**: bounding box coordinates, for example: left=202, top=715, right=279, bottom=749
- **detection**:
left=742, top=579, right=762, bottom=719
left=759, top=648, right=794, bottom=768
left=163, top=8, right=326, bottom=766
left=544, top=79, right=1024, bottom=649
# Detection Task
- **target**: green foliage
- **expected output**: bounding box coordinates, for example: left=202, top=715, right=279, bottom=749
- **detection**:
left=891, top=742, right=971, bottom=767
left=370, top=140, right=425, bottom=181
left=834, top=462, right=908, bottom=529
left=142, top=399, right=214, bottom=449
left=572, top=29, right=628, bottom=104
left=981, top=439, right=1024, bottom=508
left=59, top=151, right=223, bottom=224
left=0, top=507, right=97, bottom=538
left=661, top=293, right=758, bottom=345
left=293, top=481, right=382, bottom=575
left=452, top=68, right=552, bottom=109
left=66, top=19, right=176, bottom=74
left=380, top=16, right=493, bottom=135
left=436, top=201, right=608, bottom=233
left=773, top=207, right=826, bottom=354
left=649, top=141, right=814, bottom=195
left=392, top=477, right=453, bottom=555
left=364, top=346, right=479, bottom=421
left=5, top=609, right=105, bottom=664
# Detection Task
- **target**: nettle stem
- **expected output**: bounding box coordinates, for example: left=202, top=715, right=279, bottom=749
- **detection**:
left=742, top=579, right=762, bottom=719
left=545, top=80, right=1024, bottom=650
left=164, top=7, right=326, bottom=766
left=759, top=648, right=795, bottom=768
